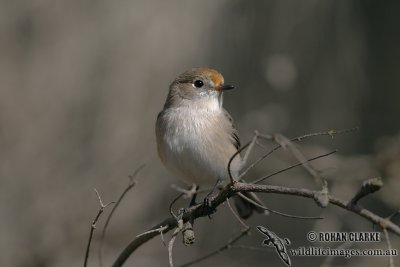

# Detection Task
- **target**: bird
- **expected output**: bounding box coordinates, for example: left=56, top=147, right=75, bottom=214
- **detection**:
left=156, top=67, right=264, bottom=218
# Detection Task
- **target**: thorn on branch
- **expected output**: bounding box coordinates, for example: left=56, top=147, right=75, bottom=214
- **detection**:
left=350, top=177, right=383, bottom=206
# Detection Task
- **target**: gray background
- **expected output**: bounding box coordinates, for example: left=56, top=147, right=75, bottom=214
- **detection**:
left=1, top=0, right=399, bottom=266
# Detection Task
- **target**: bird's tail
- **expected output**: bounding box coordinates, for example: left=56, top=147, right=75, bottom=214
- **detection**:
left=233, top=192, right=266, bottom=219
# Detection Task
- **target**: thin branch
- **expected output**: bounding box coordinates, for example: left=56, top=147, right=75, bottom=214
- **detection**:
left=226, top=198, right=248, bottom=229
left=177, top=228, right=250, bottom=267
left=349, top=177, right=383, bottom=205
left=84, top=189, right=115, bottom=267
left=240, top=131, right=259, bottom=169
left=237, top=192, right=323, bottom=220
left=112, top=180, right=400, bottom=267
left=170, top=193, right=185, bottom=219
left=238, top=128, right=356, bottom=180
left=287, top=127, right=359, bottom=142
left=171, top=184, right=198, bottom=199
left=271, top=133, right=324, bottom=186
left=389, top=210, right=400, bottom=222
left=169, top=225, right=182, bottom=267
left=98, top=164, right=144, bottom=267
left=251, top=150, right=337, bottom=184
left=232, top=182, right=400, bottom=236
left=228, top=141, right=251, bottom=183
left=112, top=218, right=178, bottom=267
left=383, top=228, right=395, bottom=267
left=136, top=225, right=168, bottom=239
left=238, top=143, right=277, bottom=180
left=111, top=128, right=368, bottom=266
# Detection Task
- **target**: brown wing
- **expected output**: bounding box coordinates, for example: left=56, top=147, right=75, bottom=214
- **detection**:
left=223, top=109, right=241, bottom=150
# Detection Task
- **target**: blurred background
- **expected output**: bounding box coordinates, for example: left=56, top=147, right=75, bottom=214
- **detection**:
left=1, top=0, right=399, bottom=266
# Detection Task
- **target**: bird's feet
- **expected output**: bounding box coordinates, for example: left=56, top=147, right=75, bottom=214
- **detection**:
left=202, top=178, right=224, bottom=218
left=171, top=184, right=198, bottom=199
left=202, top=189, right=218, bottom=219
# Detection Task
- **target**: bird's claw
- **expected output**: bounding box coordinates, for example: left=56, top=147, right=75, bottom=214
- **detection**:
left=202, top=195, right=216, bottom=219
left=171, top=184, right=198, bottom=199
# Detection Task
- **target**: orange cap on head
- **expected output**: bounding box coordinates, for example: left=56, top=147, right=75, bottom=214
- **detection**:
left=171, top=67, right=234, bottom=92
left=194, top=67, right=225, bottom=86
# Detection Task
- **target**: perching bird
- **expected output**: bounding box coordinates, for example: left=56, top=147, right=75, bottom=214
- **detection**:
left=156, top=67, right=264, bottom=218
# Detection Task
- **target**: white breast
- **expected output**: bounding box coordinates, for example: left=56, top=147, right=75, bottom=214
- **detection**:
left=156, top=99, right=242, bottom=186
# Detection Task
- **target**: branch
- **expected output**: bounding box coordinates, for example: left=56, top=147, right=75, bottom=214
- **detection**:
left=232, top=182, right=400, bottom=235
left=111, top=181, right=400, bottom=267
left=383, top=228, right=395, bottom=267
left=169, top=219, right=183, bottom=267
left=349, top=177, right=383, bottom=205
left=84, top=189, right=115, bottom=267
left=98, top=165, right=144, bottom=267
left=177, top=228, right=250, bottom=267
left=237, top=128, right=356, bottom=180
left=251, top=150, right=337, bottom=184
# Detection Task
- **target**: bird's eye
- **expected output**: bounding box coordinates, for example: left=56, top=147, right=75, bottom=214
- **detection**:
left=193, top=80, right=204, bottom=88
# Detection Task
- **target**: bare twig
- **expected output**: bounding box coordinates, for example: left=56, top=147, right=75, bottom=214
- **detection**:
left=98, top=164, right=144, bottom=267
left=84, top=189, right=115, bottom=267
left=349, top=177, right=383, bottom=205
left=170, top=193, right=185, bottom=219
left=240, top=131, right=259, bottom=169
left=237, top=192, right=323, bottom=220
left=112, top=180, right=400, bottom=267
left=389, top=210, right=400, bottom=222
left=169, top=225, right=182, bottom=267
left=168, top=213, right=185, bottom=267
left=110, top=127, right=393, bottom=267
left=177, top=228, right=250, bottom=267
left=272, top=133, right=324, bottom=186
left=238, top=128, right=355, bottom=179
left=171, top=184, right=198, bottom=199
left=136, top=226, right=168, bottom=239
left=112, top=218, right=178, bottom=267
left=228, top=141, right=251, bottom=183
left=383, top=228, right=395, bottom=267
left=226, top=198, right=248, bottom=229
left=287, top=127, right=359, bottom=141
left=232, top=182, right=400, bottom=236
left=251, top=150, right=337, bottom=184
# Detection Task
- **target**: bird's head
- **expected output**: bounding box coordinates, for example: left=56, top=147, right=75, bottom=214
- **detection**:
left=167, top=67, right=234, bottom=106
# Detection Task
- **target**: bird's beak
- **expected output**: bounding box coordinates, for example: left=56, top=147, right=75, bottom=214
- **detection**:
left=211, top=84, right=235, bottom=91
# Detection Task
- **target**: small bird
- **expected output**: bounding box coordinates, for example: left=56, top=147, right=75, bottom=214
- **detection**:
left=156, top=67, right=263, bottom=218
